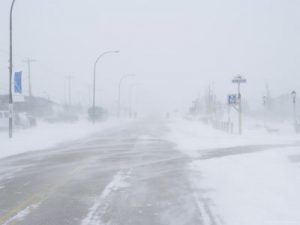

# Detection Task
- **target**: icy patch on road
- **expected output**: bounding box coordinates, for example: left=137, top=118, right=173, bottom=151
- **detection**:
left=81, top=170, right=131, bottom=225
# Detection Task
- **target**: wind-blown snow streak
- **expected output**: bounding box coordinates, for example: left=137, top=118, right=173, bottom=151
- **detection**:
left=81, top=170, right=131, bottom=225
left=2, top=204, right=39, bottom=225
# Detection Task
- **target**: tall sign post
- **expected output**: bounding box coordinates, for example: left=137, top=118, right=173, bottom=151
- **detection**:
left=232, top=75, right=247, bottom=135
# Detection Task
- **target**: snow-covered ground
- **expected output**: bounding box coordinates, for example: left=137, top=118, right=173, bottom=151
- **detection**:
left=167, top=118, right=300, bottom=157
left=0, top=119, right=121, bottom=159
left=167, top=118, right=300, bottom=225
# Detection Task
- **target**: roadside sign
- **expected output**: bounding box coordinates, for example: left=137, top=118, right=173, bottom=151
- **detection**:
left=14, top=71, right=22, bottom=93
left=228, top=94, right=237, bottom=105
left=232, top=75, right=247, bottom=84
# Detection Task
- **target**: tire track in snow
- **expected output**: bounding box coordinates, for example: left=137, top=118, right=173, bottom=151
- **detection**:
left=81, top=170, right=131, bottom=225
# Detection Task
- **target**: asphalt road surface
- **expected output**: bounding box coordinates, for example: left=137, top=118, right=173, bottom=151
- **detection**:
left=0, top=120, right=206, bottom=225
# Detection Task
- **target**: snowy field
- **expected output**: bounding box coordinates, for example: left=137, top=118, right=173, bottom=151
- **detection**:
left=167, top=118, right=300, bottom=225
left=0, top=119, right=121, bottom=159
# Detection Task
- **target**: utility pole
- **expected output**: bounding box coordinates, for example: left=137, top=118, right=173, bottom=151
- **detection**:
left=8, top=0, right=16, bottom=139
left=23, top=58, right=36, bottom=97
left=232, top=75, right=247, bottom=135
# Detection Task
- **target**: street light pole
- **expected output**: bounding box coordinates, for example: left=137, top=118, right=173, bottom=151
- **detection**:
left=8, top=0, right=16, bottom=139
left=117, top=74, right=135, bottom=118
left=92, top=50, right=119, bottom=123
left=291, top=90, right=297, bottom=132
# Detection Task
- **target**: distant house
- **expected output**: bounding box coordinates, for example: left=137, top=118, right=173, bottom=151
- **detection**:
left=0, top=95, right=56, bottom=118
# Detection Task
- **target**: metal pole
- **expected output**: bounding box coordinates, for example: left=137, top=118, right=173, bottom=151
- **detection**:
left=92, top=51, right=119, bottom=123
left=293, top=96, right=296, bottom=132
left=291, top=91, right=297, bottom=132
left=263, top=96, right=266, bottom=128
left=238, top=82, right=242, bottom=135
left=9, top=0, right=16, bottom=139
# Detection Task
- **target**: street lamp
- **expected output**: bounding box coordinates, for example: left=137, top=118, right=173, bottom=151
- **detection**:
left=291, top=90, right=297, bottom=132
left=92, top=50, right=119, bottom=123
left=118, top=74, right=135, bottom=118
left=8, top=0, right=16, bottom=138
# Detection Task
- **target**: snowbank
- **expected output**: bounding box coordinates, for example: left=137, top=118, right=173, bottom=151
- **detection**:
left=0, top=119, right=121, bottom=159
left=167, top=118, right=300, bottom=157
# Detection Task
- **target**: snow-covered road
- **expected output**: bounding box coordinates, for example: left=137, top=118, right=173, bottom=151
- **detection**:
left=0, top=119, right=204, bottom=225
left=1, top=118, right=300, bottom=225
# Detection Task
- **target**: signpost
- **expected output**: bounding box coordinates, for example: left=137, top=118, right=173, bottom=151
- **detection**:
left=291, top=91, right=297, bottom=133
left=228, top=94, right=237, bottom=105
left=232, top=75, right=247, bottom=135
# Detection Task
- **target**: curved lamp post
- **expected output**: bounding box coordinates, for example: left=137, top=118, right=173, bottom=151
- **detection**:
left=8, top=0, right=16, bottom=138
left=92, top=50, right=119, bottom=123
left=291, top=90, right=297, bottom=132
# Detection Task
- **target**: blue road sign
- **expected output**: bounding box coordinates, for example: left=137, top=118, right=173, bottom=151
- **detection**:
left=228, top=94, right=237, bottom=105
left=14, top=71, right=22, bottom=94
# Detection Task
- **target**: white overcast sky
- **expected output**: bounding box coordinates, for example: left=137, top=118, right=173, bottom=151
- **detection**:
left=0, top=0, right=300, bottom=114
